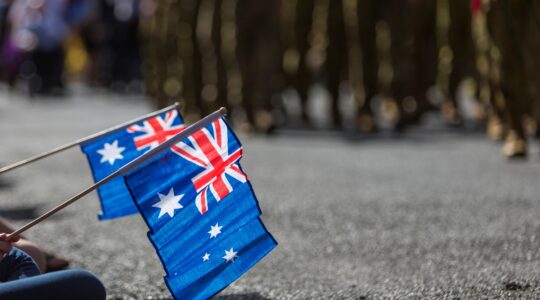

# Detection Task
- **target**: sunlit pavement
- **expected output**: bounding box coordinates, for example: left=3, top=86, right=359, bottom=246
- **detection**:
left=1, top=89, right=540, bottom=299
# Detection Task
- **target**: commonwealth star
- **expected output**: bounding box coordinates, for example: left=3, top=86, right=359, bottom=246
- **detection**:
left=153, top=188, right=184, bottom=219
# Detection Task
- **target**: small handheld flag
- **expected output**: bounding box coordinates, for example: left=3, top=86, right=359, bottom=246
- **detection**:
left=123, top=116, right=277, bottom=299
left=80, top=106, right=185, bottom=220
left=6, top=108, right=275, bottom=299
left=7, top=108, right=226, bottom=240
left=0, top=103, right=185, bottom=221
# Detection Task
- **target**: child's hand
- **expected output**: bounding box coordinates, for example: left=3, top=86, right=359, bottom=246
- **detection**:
left=0, top=233, right=19, bottom=255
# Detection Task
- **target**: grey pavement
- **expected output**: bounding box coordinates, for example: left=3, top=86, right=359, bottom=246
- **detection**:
left=1, top=91, right=540, bottom=299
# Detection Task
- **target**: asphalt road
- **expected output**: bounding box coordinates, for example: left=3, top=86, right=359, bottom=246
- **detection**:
left=1, top=90, right=540, bottom=299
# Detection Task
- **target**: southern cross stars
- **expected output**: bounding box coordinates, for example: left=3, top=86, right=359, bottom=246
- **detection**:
left=202, top=253, right=210, bottom=261
left=97, top=140, right=125, bottom=165
left=208, top=223, right=223, bottom=238
left=202, top=248, right=238, bottom=262
left=223, top=248, right=238, bottom=262
left=153, top=188, right=184, bottom=219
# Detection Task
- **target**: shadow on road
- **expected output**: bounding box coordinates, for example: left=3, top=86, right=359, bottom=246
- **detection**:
left=0, top=177, right=13, bottom=190
left=0, top=206, right=42, bottom=220
left=272, top=113, right=488, bottom=146
left=214, top=292, right=270, bottom=300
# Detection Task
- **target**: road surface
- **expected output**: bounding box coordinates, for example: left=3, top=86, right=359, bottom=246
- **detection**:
left=1, top=90, right=540, bottom=299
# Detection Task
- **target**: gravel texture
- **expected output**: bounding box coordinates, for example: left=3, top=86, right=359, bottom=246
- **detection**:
left=1, top=91, right=540, bottom=299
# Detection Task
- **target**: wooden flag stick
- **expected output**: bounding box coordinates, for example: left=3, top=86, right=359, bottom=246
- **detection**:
left=7, top=107, right=226, bottom=240
left=0, top=103, right=182, bottom=175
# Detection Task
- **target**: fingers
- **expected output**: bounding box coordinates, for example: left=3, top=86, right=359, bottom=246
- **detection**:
left=0, top=234, right=11, bottom=254
left=0, top=233, right=20, bottom=255
left=0, top=233, right=19, bottom=243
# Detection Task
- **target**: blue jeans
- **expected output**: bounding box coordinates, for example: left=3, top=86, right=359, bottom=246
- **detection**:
left=0, top=247, right=41, bottom=281
left=0, top=247, right=106, bottom=300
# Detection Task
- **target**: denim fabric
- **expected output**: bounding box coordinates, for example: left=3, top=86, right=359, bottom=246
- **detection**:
left=0, top=247, right=40, bottom=282
left=0, top=269, right=106, bottom=300
left=0, top=248, right=106, bottom=300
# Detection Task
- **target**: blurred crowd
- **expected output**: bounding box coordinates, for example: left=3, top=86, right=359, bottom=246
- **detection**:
left=0, top=0, right=142, bottom=94
left=1, top=0, right=540, bottom=158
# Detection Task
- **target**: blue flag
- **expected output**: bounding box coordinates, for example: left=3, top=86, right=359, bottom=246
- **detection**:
left=80, top=109, right=185, bottom=220
left=124, top=117, right=277, bottom=300
left=165, top=218, right=276, bottom=300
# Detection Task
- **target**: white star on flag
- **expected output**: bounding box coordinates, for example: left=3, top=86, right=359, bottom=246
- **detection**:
left=208, top=223, right=223, bottom=238
left=97, top=140, right=125, bottom=165
left=223, top=248, right=238, bottom=262
left=152, top=188, right=184, bottom=219
left=202, top=253, right=210, bottom=261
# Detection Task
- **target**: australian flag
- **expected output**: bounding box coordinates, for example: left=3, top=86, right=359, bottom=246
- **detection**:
left=123, top=117, right=277, bottom=300
left=80, top=107, right=185, bottom=220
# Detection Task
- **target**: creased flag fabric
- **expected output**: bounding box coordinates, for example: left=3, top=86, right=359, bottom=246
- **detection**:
left=124, top=117, right=277, bottom=300
left=80, top=109, right=185, bottom=220
left=165, top=219, right=276, bottom=300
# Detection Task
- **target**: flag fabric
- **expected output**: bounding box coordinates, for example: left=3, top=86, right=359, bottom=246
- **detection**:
left=124, top=117, right=277, bottom=300
left=80, top=109, right=185, bottom=220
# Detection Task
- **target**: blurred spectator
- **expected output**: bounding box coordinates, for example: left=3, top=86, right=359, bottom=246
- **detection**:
left=1, top=0, right=89, bottom=94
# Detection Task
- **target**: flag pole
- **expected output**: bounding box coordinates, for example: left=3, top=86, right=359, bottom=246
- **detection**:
left=7, top=107, right=226, bottom=240
left=0, top=103, right=183, bottom=175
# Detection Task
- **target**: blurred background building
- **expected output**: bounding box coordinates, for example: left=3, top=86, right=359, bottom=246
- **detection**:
left=0, top=0, right=539, bottom=158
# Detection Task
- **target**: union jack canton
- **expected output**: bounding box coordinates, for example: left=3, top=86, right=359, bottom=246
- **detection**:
left=81, top=108, right=185, bottom=220
left=171, top=119, right=247, bottom=215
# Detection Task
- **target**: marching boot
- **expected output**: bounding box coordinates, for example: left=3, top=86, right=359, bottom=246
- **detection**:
left=502, top=130, right=527, bottom=159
